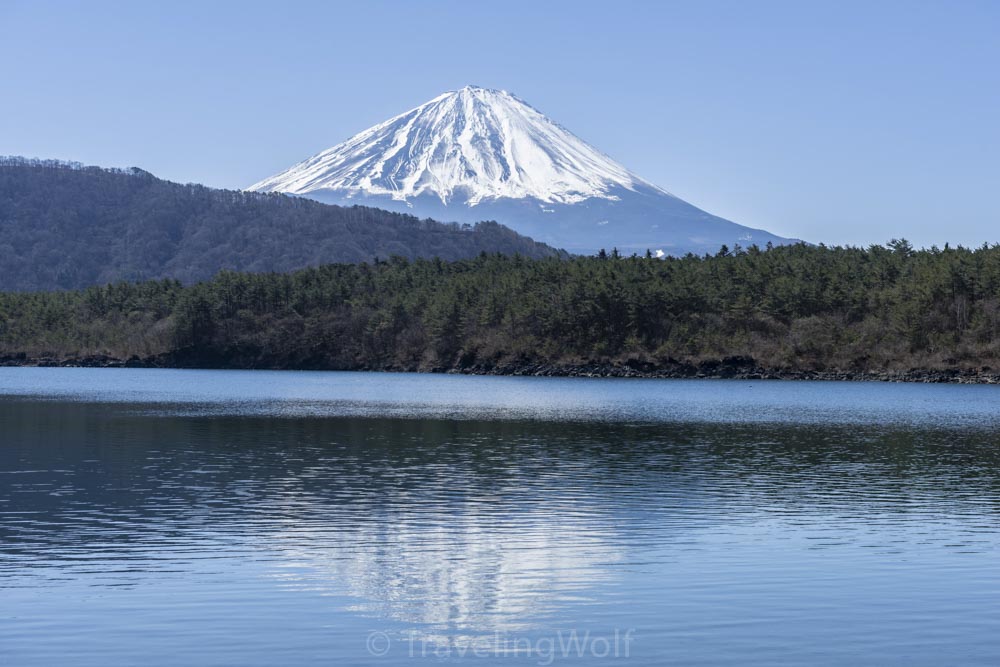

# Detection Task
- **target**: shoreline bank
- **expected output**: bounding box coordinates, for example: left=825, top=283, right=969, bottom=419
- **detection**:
left=2, top=354, right=999, bottom=384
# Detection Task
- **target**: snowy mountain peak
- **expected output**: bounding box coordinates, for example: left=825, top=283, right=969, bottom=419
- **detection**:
left=249, top=86, right=669, bottom=206
left=248, top=86, right=800, bottom=255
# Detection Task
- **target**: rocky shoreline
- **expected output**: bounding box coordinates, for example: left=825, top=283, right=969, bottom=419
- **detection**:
left=2, top=352, right=999, bottom=384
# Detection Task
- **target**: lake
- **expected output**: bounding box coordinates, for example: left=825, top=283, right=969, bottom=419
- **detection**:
left=1, top=368, right=999, bottom=665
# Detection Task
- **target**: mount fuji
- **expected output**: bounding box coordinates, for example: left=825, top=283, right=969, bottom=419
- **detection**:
left=249, top=86, right=799, bottom=255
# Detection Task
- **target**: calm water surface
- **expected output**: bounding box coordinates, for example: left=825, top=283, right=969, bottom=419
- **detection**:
left=1, top=368, right=999, bottom=665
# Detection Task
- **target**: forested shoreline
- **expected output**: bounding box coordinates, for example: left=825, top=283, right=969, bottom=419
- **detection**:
left=4, top=241, right=1000, bottom=382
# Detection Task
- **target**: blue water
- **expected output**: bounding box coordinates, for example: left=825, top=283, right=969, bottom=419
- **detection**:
left=1, top=368, right=999, bottom=665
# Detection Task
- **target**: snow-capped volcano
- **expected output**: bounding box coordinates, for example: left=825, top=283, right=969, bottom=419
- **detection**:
left=249, top=86, right=798, bottom=255
left=251, top=86, right=663, bottom=207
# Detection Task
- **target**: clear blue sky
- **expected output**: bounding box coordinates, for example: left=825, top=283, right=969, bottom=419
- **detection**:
left=2, top=0, right=997, bottom=247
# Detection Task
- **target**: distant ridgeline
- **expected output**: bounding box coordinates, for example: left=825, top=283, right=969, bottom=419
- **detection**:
left=4, top=242, right=1000, bottom=380
left=0, top=156, right=148, bottom=175
left=0, top=157, right=563, bottom=291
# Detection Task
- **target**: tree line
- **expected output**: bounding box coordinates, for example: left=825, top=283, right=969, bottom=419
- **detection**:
left=4, top=239, right=1000, bottom=374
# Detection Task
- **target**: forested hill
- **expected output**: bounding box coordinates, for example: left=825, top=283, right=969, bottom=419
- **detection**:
left=0, top=157, right=564, bottom=291
left=4, top=241, right=1000, bottom=381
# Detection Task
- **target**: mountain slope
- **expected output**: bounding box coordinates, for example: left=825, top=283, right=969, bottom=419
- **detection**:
left=249, top=86, right=799, bottom=255
left=0, top=157, right=564, bottom=291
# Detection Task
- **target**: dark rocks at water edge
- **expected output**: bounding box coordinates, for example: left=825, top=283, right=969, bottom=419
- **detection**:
left=452, top=357, right=1000, bottom=383
left=2, top=352, right=1000, bottom=384
left=0, top=353, right=157, bottom=368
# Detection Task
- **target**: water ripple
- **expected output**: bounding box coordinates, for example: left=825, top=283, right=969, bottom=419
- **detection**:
left=1, top=371, right=1000, bottom=664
